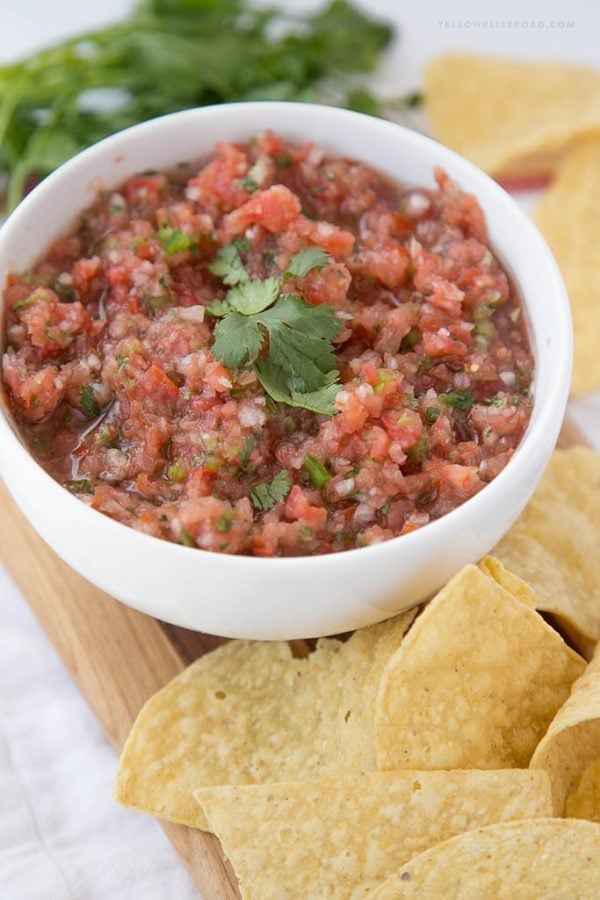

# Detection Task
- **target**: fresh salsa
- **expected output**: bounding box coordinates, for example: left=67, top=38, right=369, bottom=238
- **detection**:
left=1, top=133, right=534, bottom=556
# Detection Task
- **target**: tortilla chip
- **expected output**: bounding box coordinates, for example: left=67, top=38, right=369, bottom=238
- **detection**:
left=115, top=610, right=415, bottom=830
left=530, top=644, right=600, bottom=817
left=534, top=135, right=600, bottom=395
left=369, top=818, right=600, bottom=898
left=425, top=54, right=600, bottom=176
left=481, top=556, right=596, bottom=660
left=480, top=556, right=538, bottom=604
left=567, top=759, right=600, bottom=821
left=492, top=447, right=600, bottom=653
left=195, top=770, right=552, bottom=898
left=375, top=565, right=584, bottom=771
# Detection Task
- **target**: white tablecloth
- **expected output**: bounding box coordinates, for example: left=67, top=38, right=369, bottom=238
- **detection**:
left=0, top=567, right=198, bottom=900
left=1, top=1, right=598, bottom=897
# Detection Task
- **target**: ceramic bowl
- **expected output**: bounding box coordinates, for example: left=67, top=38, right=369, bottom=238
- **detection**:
left=0, top=102, right=571, bottom=639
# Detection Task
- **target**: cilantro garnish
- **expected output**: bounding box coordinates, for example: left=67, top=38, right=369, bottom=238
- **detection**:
left=80, top=384, right=101, bottom=418
left=156, top=226, right=194, bottom=256
left=255, top=361, right=341, bottom=416
left=439, top=390, right=475, bottom=411
left=227, top=277, right=280, bottom=315
left=251, top=470, right=292, bottom=511
left=68, top=478, right=93, bottom=494
left=212, top=312, right=264, bottom=369
left=205, top=299, right=231, bottom=318
left=210, top=247, right=342, bottom=415
left=285, top=247, right=331, bottom=279
left=208, top=243, right=249, bottom=286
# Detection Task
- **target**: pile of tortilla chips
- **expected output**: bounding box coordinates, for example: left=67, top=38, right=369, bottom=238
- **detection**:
left=425, top=55, right=600, bottom=395
left=116, top=447, right=600, bottom=898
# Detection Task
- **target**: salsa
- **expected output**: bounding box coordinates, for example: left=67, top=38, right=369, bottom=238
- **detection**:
left=1, top=133, right=534, bottom=556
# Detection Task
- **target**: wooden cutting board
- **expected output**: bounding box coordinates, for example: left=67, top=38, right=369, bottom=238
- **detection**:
left=0, top=416, right=588, bottom=898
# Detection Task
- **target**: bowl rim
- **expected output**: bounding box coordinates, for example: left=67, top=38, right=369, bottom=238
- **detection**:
left=0, top=100, right=572, bottom=569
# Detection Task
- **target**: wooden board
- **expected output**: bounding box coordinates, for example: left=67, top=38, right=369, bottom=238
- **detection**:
left=0, top=480, right=239, bottom=899
left=0, top=417, right=589, bottom=897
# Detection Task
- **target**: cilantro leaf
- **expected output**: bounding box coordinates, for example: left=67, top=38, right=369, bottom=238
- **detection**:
left=208, top=243, right=248, bottom=286
left=209, top=278, right=342, bottom=415
left=212, top=312, right=263, bottom=368
left=233, top=237, right=252, bottom=253
left=228, top=277, right=280, bottom=315
left=257, top=294, right=340, bottom=392
left=68, top=478, right=93, bottom=494
left=250, top=470, right=292, bottom=511
left=256, top=359, right=340, bottom=416
left=205, top=298, right=231, bottom=318
left=439, top=390, right=475, bottom=411
left=286, top=247, right=331, bottom=279
left=157, top=227, right=194, bottom=255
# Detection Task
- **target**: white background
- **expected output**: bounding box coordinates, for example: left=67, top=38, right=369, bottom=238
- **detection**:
left=1, top=2, right=599, bottom=898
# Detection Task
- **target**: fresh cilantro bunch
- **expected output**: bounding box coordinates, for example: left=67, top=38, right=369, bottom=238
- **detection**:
left=208, top=243, right=341, bottom=415
left=0, top=0, right=393, bottom=210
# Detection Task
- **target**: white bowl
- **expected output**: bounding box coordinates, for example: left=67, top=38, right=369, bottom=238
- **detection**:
left=0, top=102, right=571, bottom=639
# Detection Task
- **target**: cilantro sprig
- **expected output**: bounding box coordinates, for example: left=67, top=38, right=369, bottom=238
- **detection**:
left=285, top=247, right=331, bottom=279
left=209, top=242, right=342, bottom=415
left=251, top=470, right=292, bottom=511
left=208, top=242, right=249, bottom=285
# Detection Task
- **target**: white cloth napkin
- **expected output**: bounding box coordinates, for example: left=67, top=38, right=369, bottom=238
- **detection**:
left=0, top=566, right=200, bottom=900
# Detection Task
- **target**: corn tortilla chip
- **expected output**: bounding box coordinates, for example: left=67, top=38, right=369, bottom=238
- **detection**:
left=195, top=770, right=552, bottom=899
left=375, top=565, right=584, bottom=771
left=534, top=136, right=600, bottom=395
left=492, top=447, right=600, bottom=652
left=530, top=644, right=600, bottom=817
left=369, top=818, right=600, bottom=899
left=480, top=555, right=538, bottom=605
left=480, top=555, right=597, bottom=660
left=425, top=54, right=600, bottom=176
left=567, top=759, right=600, bottom=821
left=115, top=611, right=415, bottom=830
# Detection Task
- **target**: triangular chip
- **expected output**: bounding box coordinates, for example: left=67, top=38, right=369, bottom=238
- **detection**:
left=492, top=447, right=600, bottom=651
left=567, top=760, right=600, bottom=822
left=195, top=770, right=552, bottom=898
left=115, top=611, right=415, bottom=829
left=530, top=643, right=600, bottom=817
left=425, top=54, right=600, bottom=176
left=369, top=818, right=600, bottom=898
left=534, top=137, right=600, bottom=395
left=375, top=565, right=584, bottom=771
left=480, top=556, right=596, bottom=660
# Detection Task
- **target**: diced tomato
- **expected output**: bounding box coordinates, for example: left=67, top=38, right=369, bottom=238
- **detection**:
left=284, top=485, right=327, bottom=526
